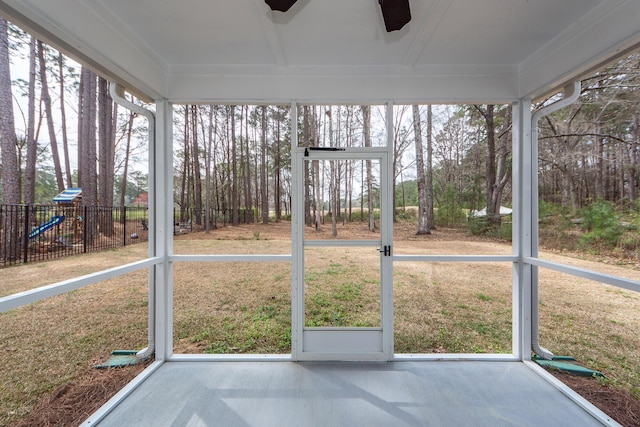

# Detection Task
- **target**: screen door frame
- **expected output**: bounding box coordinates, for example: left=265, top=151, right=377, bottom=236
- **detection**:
left=291, top=145, right=393, bottom=361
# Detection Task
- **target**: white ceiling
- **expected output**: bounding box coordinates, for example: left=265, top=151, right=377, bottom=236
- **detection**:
left=1, top=0, right=639, bottom=102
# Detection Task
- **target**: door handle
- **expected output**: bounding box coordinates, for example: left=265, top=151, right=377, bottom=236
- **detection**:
left=378, top=245, right=391, bottom=257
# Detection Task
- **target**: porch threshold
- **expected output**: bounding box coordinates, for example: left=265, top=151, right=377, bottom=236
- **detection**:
left=86, top=360, right=619, bottom=426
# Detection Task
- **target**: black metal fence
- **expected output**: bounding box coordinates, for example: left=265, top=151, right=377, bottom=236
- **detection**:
left=0, top=205, right=149, bottom=268
left=0, top=205, right=259, bottom=268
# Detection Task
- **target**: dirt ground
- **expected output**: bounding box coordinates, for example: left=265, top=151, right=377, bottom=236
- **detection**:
left=553, top=370, right=640, bottom=426
left=12, top=362, right=150, bottom=427
left=6, top=221, right=640, bottom=426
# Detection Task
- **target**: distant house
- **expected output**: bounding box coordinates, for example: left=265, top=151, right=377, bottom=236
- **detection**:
left=132, top=193, right=149, bottom=207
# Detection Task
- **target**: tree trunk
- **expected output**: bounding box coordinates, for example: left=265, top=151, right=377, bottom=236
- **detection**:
left=119, top=111, right=135, bottom=212
left=77, top=67, right=85, bottom=187
left=203, top=106, right=214, bottom=232
left=110, top=100, right=118, bottom=201
left=206, top=107, right=213, bottom=231
left=238, top=107, right=246, bottom=222
left=392, top=106, right=411, bottom=222
left=327, top=109, right=338, bottom=237
left=0, top=18, right=21, bottom=259
left=231, top=105, right=239, bottom=225
left=212, top=109, right=221, bottom=218
left=79, top=66, right=98, bottom=244
left=222, top=109, right=230, bottom=221
left=483, top=105, right=500, bottom=227
left=180, top=105, right=190, bottom=220
left=86, top=71, right=98, bottom=200
left=98, top=78, right=108, bottom=204
left=595, top=120, right=604, bottom=200
left=58, top=54, right=73, bottom=188
left=345, top=107, right=353, bottom=222
left=38, top=40, right=65, bottom=192
left=252, top=109, right=258, bottom=221
left=413, top=105, right=430, bottom=235
left=474, top=104, right=510, bottom=228
left=24, top=36, right=37, bottom=204
left=425, top=104, right=436, bottom=230
left=561, top=165, right=576, bottom=210
left=338, top=108, right=344, bottom=225
left=362, top=106, right=375, bottom=231
left=274, top=111, right=282, bottom=221
left=347, top=158, right=353, bottom=222
left=98, top=77, right=115, bottom=236
left=244, top=105, right=252, bottom=221
left=192, top=105, right=203, bottom=225
left=492, top=106, right=512, bottom=221
left=618, top=143, right=625, bottom=204
left=303, top=105, right=312, bottom=226
left=261, top=106, right=269, bottom=224
left=313, top=107, right=322, bottom=230
left=630, top=112, right=640, bottom=204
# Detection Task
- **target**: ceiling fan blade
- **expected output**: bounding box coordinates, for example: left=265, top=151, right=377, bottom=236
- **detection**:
left=379, top=0, right=411, bottom=32
left=265, top=0, right=298, bottom=12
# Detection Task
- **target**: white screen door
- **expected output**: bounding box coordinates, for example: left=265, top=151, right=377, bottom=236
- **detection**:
left=292, top=147, right=393, bottom=360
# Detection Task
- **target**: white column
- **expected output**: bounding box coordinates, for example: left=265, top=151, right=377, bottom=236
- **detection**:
left=512, top=99, right=533, bottom=360
left=290, top=102, right=302, bottom=360
left=382, top=102, right=395, bottom=359
left=154, top=99, right=174, bottom=361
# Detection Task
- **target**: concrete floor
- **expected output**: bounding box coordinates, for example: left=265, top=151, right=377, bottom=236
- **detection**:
left=94, top=360, right=615, bottom=427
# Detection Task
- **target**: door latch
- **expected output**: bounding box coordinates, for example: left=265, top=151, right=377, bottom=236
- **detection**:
left=378, top=245, right=391, bottom=257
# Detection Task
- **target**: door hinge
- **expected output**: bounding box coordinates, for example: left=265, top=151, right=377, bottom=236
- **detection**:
left=378, top=245, right=391, bottom=257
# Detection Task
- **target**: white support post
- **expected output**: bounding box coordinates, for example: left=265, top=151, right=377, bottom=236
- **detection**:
left=290, top=102, right=302, bottom=361
left=108, top=83, right=159, bottom=361
left=146, top=98, right=158, bottom=359
left=154, top=99, right=174, bottom=362
left=529, top=98, right=540, bottom=362
left=383, top=102, right=394, bottom=360
left=512, top=99, right=533, bottom=361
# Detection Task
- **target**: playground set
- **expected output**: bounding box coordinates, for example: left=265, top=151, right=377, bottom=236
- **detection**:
left=27, top=188, right=84, bottom=254
left=0, top=189, right=149, bottom=268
